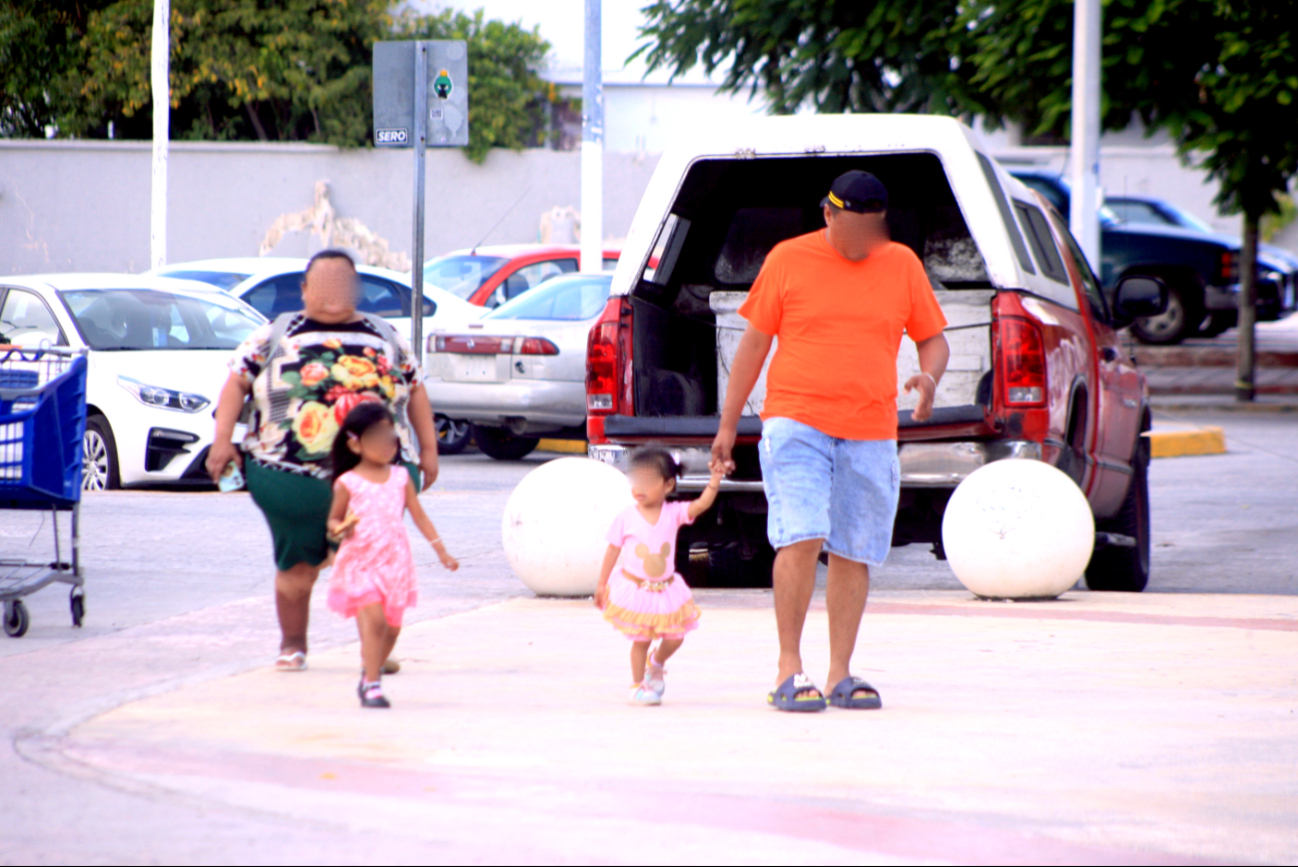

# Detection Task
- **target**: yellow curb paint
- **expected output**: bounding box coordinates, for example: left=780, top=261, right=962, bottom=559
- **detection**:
left=536, top=439, right=588, bottom=455
left=1144, top=425, right=1227, bottom=458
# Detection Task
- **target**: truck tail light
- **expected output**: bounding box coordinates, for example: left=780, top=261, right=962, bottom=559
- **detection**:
left=586, top=297, right=632, bottom=442
left=1220, top=251, right=1239, bottom=284
left=997, top=316, right=1047, bottom=406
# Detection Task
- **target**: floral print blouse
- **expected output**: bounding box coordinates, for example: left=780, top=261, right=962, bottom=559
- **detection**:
left=229, top=315, right=421, bottom=479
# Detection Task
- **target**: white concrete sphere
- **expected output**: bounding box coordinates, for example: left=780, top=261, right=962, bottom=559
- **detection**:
left=502, top=457, right=634, bottom=596
left=942, top=459, right=1094, bottom=600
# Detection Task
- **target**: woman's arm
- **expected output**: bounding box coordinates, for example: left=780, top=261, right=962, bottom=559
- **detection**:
left=406, top=479, right=458, bottom=570
left=205, top=373, right=251, bottom=481
left=686, top=466, right=725, bottom=521
left=593, top=543, right=620, bottom=610
left=326, top=482, right=353, bottom=539
left=407, top=383, right=439, bottom=491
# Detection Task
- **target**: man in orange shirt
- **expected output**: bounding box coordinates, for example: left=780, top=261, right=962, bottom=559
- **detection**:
left=711, top=170, right=951, bottom=712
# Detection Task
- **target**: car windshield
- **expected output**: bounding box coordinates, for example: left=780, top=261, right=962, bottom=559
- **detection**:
left=160, top=270, right=250, bottom=291
left=60, top=289, right=263, bottom=350
left=485, top=275, right=611, bottom=321
left=423, top=255, right=509, bottom=299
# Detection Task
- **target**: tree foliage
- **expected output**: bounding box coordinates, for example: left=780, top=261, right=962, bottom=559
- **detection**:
left=1, top=0, right=554, bottom=161
left=0, top=0, right=116, bottom=137
left=639, top=0, right=1298, bottom=219
left=635, top=0, right=966, bottom=115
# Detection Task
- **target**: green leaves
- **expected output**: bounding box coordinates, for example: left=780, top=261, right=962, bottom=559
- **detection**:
left=6, top=0, right=553, bottom=158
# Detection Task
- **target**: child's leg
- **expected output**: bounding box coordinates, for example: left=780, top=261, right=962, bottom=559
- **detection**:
left=652, top=637, right=684, bottom=667
left=379, top=624, right=401, bottom=669
left=630, top=640, right=651, bottom=683
left=357, top=604, right=388, bottom=682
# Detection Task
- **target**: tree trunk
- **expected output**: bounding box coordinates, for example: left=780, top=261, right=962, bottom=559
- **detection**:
left=244, top=102, right=269, bottom=142
left=1235, top=213, right=1259, bottom=402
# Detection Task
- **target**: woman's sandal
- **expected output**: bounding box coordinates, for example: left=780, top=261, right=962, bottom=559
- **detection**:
left=768, top=673, right=827, bottom=712
left=275, top=651, right=307, bottom=672
left=828, top=676, right=882, bottom=710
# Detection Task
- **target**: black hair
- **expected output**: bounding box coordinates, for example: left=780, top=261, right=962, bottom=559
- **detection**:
left=306, top=249, right=357, bottom=273
left=330, top=401, right=396, bottom=482
left=628, top=447, right=682, bottom=483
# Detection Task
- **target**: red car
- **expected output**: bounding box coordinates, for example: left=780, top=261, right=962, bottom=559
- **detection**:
left=423, top=244, right=622, bottom=310
left=583, top=115, right=1168, bottom=592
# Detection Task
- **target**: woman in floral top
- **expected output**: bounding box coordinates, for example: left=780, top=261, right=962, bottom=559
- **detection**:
left=206, top=250, right=440, bottom=672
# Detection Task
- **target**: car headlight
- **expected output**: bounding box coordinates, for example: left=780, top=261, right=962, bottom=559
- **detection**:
left=117, top=376, right=210, bottom=413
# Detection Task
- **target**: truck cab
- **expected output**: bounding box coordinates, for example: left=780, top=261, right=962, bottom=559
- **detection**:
left=586, top=115, right=1165, bottom=592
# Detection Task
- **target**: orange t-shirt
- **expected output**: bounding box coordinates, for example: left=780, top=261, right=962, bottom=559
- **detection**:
left=738, top=232, right=947, bottom=441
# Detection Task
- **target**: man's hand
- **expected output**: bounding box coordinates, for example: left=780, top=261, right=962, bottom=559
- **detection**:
left=205, top=439, right=242, bottom=483
left=903, top=373, right=937, bottom=423
left=710, top=423, right=737, bottom=476
left=419, top=445, right=440, bottom=491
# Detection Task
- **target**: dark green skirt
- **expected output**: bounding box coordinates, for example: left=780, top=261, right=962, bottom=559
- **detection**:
left=245, top=459, right=420, bottom=572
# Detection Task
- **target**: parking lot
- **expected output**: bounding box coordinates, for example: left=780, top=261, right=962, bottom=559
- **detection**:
left=1, top=408, right=1296, bottom=864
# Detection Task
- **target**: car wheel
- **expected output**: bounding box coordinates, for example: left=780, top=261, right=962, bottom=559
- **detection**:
left=1085, top=431, right=1151, bottom=592
left=472, top=425, right=539, bottom=461
left=1131, top=282, right=1201, bottom=345
left=82, top=415, right=120, bottom=491
left=435, top=415, right=472, bottom=455
left=1199, top=310, right=1236, bottom=338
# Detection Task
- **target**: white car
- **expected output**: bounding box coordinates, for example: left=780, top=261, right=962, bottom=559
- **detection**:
left=153, top=257, right=484, bottom=347
left=0, top=274, right=265, bottom=489
left=423, top=273, right=612, bottom=460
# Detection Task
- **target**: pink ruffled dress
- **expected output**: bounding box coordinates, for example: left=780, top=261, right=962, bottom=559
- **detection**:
left=327, top=466, right=417, bottom=627
left=603, top=501, right=700, bottom=641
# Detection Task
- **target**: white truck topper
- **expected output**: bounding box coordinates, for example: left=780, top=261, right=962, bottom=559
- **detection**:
left=609, top=113, right=1057, bottom=301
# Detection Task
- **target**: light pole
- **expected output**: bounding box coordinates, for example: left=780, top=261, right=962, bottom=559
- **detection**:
left=150, top=0, right=169, bottom=270
left=580, top=0, right=603, bottom=273
left=1069, top=0, right=1101, bottom=271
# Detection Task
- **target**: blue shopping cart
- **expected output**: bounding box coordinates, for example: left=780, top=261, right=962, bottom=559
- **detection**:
left=1, top=346, right=88, bottom=637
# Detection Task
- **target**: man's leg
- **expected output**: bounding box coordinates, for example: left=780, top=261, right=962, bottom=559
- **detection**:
left=275, top=562, right=320, bottom=654
left=774, top=537, right=824, bottom=694
left=825, top=554, right=869, bottom=691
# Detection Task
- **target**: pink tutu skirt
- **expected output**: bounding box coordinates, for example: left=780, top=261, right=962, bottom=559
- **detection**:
left=603, top=569, right=700, bottom=641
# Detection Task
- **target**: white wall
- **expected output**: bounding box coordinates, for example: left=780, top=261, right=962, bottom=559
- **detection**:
left=0, top=140, right=659, bottom=275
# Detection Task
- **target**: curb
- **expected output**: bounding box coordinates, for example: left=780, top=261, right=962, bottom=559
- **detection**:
left=536, top=439, right=588, bottom=455
left=1151, top=397, right=1298, bottom=413
left=1145, top=425, right=1227, bottom=458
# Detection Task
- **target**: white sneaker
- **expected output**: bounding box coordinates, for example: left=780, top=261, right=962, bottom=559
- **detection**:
left=629, top=683, right=661, bottom=705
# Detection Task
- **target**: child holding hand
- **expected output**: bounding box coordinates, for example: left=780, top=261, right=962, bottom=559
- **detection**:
left=326, top=402, right=458, bottom=708
left=595, top=448, right=722, bottom=705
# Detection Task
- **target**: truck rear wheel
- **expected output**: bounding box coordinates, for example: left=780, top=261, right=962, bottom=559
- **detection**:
left=1085, top=434, right=1151, bottom=592
left=472, top=426, right=539, bottom=461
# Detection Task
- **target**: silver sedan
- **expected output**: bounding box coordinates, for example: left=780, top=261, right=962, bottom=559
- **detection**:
left=424, top=273, right=612, bottom=460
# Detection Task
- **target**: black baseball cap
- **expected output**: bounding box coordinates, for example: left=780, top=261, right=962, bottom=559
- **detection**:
left=822, top=170, right=888, bottom=213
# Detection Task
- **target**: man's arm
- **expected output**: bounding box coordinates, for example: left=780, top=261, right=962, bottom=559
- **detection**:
left=710, top=324, right=774, bottom=473
left=902, top=333, right=951, bottom=423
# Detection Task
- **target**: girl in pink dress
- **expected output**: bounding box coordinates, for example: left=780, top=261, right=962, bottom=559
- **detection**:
left=595, top=448, right=723, bottom=705
left=326, top=403, right=458, bottom=708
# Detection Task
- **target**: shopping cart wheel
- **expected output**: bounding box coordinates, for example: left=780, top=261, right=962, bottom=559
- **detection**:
left=3, top=600, right=30, bottom=638
left=70, top=589, right=85, bottom=627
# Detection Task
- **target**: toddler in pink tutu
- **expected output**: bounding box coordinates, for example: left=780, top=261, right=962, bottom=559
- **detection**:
left=595, top=448, right=722, bottom=705
left=326, top=402, right=458, bottom=708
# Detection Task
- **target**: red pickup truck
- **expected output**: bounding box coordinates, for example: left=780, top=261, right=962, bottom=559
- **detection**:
left=585, top=115, right=1167, bottom=592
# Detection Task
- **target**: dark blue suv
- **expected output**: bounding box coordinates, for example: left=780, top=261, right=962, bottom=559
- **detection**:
left=1011, top=169, right=1297, bottom=344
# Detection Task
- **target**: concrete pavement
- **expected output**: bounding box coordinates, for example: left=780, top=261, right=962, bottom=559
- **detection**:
left=10, top=589, right=1298, bottom=864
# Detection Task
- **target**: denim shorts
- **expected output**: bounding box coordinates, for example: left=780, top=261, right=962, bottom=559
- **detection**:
left=758, top=417, right=901, bottom=567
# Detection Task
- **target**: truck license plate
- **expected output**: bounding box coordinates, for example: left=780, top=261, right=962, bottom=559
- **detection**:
left=451, top=355, right=497, bottom=382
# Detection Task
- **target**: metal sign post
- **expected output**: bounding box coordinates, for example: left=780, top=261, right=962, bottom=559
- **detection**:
left=373, top=39, right=469, bottom=366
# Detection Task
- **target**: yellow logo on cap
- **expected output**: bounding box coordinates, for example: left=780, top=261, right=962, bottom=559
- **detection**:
left=827, top=191, right=845, bottom=208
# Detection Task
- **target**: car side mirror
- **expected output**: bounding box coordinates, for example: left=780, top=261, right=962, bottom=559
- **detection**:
left=1113, top=275, right=1168, bottom=323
